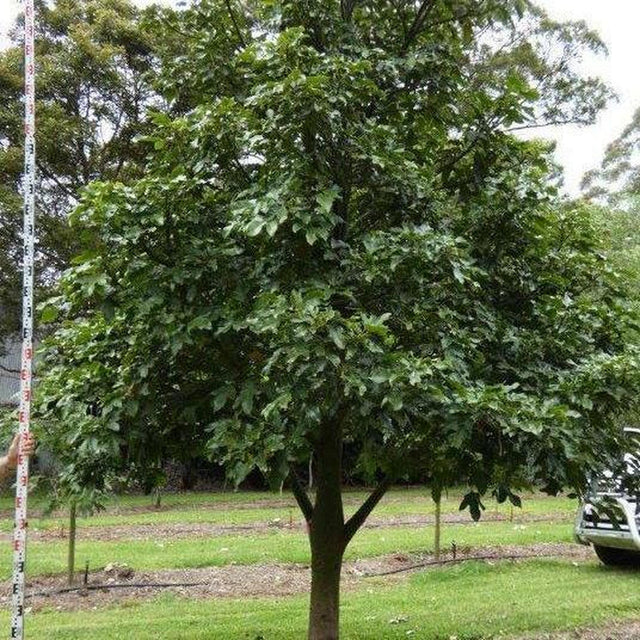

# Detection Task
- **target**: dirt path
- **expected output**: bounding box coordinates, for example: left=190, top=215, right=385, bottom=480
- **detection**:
left=514, top=621, right=640, bottom=639
left=0, top=542, right=593, bottom=613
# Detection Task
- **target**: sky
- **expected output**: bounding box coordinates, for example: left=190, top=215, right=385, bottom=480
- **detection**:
left=534, top=0, right=640, bottom=193
left=1, top=0, right=640, bottom=195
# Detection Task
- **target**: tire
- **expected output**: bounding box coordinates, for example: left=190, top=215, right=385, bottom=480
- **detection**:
left=594, top=544, right=640, bottom=567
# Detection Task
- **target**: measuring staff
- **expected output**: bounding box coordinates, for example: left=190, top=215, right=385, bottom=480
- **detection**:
left=10, top=0, right=37, bottom=636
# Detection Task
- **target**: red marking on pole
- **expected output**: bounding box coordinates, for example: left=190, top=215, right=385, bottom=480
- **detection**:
left=13, top=1, right=36, bottom=636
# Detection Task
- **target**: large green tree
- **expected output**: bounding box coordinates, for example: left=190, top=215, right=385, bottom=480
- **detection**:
left=0, top=0, right=159, bottom=345
left=582, top=107, right=640, bottom=203
left=38, top=2, right=639, bottom=639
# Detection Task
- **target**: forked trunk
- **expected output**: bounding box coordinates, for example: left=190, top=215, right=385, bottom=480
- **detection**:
left=293, top=419, right=390, bottom=639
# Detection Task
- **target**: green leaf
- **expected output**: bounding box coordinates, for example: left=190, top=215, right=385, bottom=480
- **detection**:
left=41, top=305, right=59, bottom=323
left=239, top=385, right=255, bottom=415
left=384, top=394, right=403, bottom=411
left=246, top=217, right=265, bottom=237
left=316, top=186, right=340, bottom=215
left=508, top=493, right=522, bottom=508
left=101, top=299, right=115, bottom=321
left=329, top=327, right=345, bottom=350
left=494, top=486, right=508, bottom=504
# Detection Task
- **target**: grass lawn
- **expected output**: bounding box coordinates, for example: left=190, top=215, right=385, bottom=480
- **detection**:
left=0, top=488, right=579, bottom=580
left=0, top=521, right=575, bottom=580
left=0, top=490, right=633, bottom=639
left=4, top=559, right=640, bottom=639
left=0, top=487, right=577, bottom=532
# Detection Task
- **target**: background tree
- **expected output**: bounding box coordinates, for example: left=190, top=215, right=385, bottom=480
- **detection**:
left=38, top=405, right=120, bottom=586
left=38, top=2, right=640, bottom=639
left=582, top=107, right=640, bottom=203
left=0, top=0, right=174, bottom=578
left=0, top=0, right=159, bottom=347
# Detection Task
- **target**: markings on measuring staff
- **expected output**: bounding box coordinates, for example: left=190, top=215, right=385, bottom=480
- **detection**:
left=11, top=0, right=36, bottom=637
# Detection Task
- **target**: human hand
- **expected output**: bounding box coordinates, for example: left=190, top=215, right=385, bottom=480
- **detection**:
left=6, top=433, right=36, bottom=470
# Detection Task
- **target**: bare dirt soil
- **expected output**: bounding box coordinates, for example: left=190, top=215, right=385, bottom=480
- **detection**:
left=514, top=621, right=640, bottom=639
left=0, top=543, right=593, bottom=613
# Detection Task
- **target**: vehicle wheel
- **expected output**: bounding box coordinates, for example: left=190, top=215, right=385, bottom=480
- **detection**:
left=594, top=544, right=640, bottom=567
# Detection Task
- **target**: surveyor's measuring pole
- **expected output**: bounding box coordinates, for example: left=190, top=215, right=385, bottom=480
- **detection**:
left=10, top=0, right=36, bottom=636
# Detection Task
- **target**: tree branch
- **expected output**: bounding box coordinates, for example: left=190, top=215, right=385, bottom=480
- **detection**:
left=36, top=163, right=77, bottom=201
left=224, top=0, right=246, bottom=48
left=505, top=119, right=583, bottom=132
left=403, top=0, right=437, bottom=51
left=289, top=467, right=314, bottom=523
left=438, top=131, right=484, bottom=179
left=340, top=0, right=358, bottom=21
left=343, top=477, right=392, bottom=544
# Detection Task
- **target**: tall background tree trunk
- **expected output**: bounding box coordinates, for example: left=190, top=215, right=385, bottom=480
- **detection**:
left=308, top=421, right=344, bottom=640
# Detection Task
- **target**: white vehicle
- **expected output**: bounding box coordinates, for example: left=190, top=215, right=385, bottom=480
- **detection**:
left=574, top=428, right=640, bottom=566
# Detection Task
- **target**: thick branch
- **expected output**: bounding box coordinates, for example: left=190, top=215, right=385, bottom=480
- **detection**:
left=289, top=467, right=314, bottom=523
left=403, top=0, right=437, bottom=51
left=340, top=0, right=358, bottom=21
left=343, top=477, right=392, bottom=544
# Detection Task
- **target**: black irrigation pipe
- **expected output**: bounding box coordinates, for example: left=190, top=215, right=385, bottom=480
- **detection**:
left=26, top=550, right=573, bottom=598
left=26, top=582, right=206, bottom=598
left=363, top=550, right=565, bottom=577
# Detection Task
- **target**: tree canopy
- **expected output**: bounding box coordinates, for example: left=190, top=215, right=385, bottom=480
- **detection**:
left=583, top=107, right=640, bottom=203
left=36, top=1, right=640, bottom=638
left=0, top=0, right=158, bottom=344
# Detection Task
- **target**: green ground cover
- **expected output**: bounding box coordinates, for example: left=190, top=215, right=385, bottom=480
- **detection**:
left=0, top=488, right=577, bottom=532
left=0, top=490, right=632, bottom=639
left=5, top=559, right=639, bottom=639
left=1, top=521, right=574, bottom=579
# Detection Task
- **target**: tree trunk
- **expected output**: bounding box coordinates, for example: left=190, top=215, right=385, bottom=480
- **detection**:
left=154, top=487, right=162, bottom=509
left=431, top=486, right=442, bottom=562
left=291, top=420, right=390, bottom=639
left=434, top=494, right=442, bottom=561
left=67, top=503, right=77, bottom=586
left=181, top=462, right=195, bottom=490
left=308, top=422, right=345, bottom=640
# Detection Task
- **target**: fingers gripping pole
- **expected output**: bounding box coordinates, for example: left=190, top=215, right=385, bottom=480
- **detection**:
left=11, top=0, right=36, bottom=637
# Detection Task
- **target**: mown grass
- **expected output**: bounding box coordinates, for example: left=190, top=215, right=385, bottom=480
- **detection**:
left=0, top=488, right=577, bottom=532
left=5, top=559, right=640, bottom=639
left=0, top=520, right=574, bottom=580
